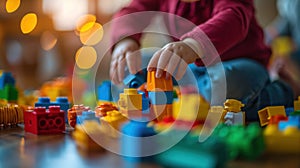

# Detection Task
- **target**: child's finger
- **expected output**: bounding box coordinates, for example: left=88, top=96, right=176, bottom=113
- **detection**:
left=135, top=50, right=142, bottom=72
left=117, top=53, right=126, bottom=83
left=148, top=49, right=163, bottom=71
left=125, top=50, right=139, bottom=74
left=110, top=59, right=119, bottom=84
left=156, top=49, right=173, bottom=78
left=175, top=60, right=188, bottom=80
left=166, top=53, right=181, bottom=79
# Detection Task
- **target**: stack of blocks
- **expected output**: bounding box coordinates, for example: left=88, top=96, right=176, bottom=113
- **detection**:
left=24, top=106, right=65, bottom=134
left=258, top=106, right=286, bottom=126
left=147, top=71, right=173, bottom=121
left=35, top=97, right=70, bottom=122
left=100, top=110, right=128, bottom=138
left=0, top=72, right=18, bottom=102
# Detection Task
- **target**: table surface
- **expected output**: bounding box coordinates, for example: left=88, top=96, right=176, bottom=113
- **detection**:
left=1, top=126, right=300, bottom=168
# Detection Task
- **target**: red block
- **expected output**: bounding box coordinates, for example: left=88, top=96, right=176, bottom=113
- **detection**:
left=24, top=106, right=65, bottom=134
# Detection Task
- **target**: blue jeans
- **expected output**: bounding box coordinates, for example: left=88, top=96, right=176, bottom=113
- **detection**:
left=186, top=58, right=294, bottom=121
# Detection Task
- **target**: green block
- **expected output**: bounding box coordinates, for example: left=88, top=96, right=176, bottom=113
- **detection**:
left=0, top=84, right=18, bottom=101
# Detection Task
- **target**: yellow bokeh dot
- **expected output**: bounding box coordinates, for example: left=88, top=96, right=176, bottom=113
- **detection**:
left=20, top=13, right=38, bottom=34
left=76, top=14, right=96, bottom=33
left=75, top=46, right=97, bottom=69
left=80, top=23, right=103, bottom=46
left=6, top=0, right=21, bottom=13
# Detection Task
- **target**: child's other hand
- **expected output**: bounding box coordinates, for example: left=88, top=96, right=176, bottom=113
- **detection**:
left=110, top=38, right=141, bottom=84
left=147, top=41, right=199, bottom=80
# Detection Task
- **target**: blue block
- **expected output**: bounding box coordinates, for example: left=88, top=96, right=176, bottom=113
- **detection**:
left=35, top=97, right=51, bottom=108
left=121, top=120, right=156, bottom=161
left=139, top=91, right=149, bottom=114
left=123, top=70, right=146, bottom=88
left=98, top=81, right=113, bottom=101
left=279, top=115, right=300, bottom=130
left=285, top=107, right=294, bottom=116
left=148, top=91, right=173, bottom=105
left=0, top=72, right=15, bottom=89
left=76, top=110, right=99, bottom=125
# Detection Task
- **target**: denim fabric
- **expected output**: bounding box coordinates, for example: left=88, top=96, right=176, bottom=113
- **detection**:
left=187, top=58, right=294, bottom=121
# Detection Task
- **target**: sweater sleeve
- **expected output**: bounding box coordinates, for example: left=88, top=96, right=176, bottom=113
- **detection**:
left=110, top=0, right=160, bottom=48
left=181, top=0, right=254, bottom=66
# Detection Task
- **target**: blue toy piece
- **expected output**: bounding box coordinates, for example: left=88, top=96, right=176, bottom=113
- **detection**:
left=148, top=91, right=173, bottom=105
left=278, top=115, right=300, bottom=130
left=0, top=72, right=15, bottom=89
left=139, top=91, right=150, bottom=114
left=123, top=69, right=146, bottom=88
left=121, top=120, right=156, bottom=162
left=35, top=97, right=51, bottom=108
left=285, top=107, right=294, bottom=116
left=76, top=110, right=99, bottom=125
left=98, top=80, right=113, bottom=102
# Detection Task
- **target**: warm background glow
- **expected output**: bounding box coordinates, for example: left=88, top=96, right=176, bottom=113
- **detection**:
left=20, top=13, right=38, bottom=34
left=5, top=0, right=21, bottom=13
left=75, top=46, right=97, bottom=69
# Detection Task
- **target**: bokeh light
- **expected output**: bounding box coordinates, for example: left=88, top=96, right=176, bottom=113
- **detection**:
left=79, top=23, right=104, bottom=46
left=40, top=31, right=57, bottom=51
left=6, top=0, right=21, bottom=13
left=76, top=14, right=96, bottom=33
left=20, top=13, right=38, bottom=34
left=75, top=46, right=97, bottom=69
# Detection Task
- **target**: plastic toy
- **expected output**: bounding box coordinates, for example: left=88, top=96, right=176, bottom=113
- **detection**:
left=121, top=120, right=156, bottom=161
left=24, top=106, right=65, bottom=134
left=155, top=130, right=228, bottom=168
left=0, top=72, right=15, bottom=89
left=278, top=115, right=300, bottom=130
left=258, top=106, right=286, bottom=126
left=95, top=102, right=118, bottom=117
left=72, top=121, right=104, bottom=152
left=147, top=71, right=173, bottom=91
left=294, top=96, right=300, bottom=111
left=97, top=81, right=113, bottom=102
left=68, top=104, right=90, bottom=128
left=123, top=69, right=146, bottom=88
left=223, top=99, right=244, bottom=112
left=76, top=110, right=100, bottom=125
left=35, top=97, right=70, bottom=122
left=118, top=88, right=142, bottom=118
left=264, top=123, right=300, bottom=154
left=224, top=112, right=245, bottom=126
left=100, top=110, right=128, bottom=138
left=210, top=123, right=265, bottom=160
left=0, top=104, right=23, bottom=127
left=0, top=72, right=18, bottom=102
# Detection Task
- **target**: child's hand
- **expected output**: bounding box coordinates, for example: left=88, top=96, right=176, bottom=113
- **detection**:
left=147, top=41, right=199, bottom=80
left=110, top=38, right=141, bottom=84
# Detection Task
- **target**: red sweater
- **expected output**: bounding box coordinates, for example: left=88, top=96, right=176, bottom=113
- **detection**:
left=111, top=0, right=271, bottom=67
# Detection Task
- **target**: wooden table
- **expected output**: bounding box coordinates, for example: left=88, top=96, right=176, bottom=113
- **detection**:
left=1, top=126, right=299, bottom=168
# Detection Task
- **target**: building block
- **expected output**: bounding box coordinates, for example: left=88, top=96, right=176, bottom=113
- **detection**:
left=72, top=121, right=104, bottom=152
left=140, top=91, right=149, bottom=114
left=293, top=96, right=300, bottom=111
left=95, top=102, right=118, bottom=117
left=264, top=124, right=300, bottom=154
left=35, top=97, right=70, bottom=122
left=223, top=99, right=244, bottom=112
left=173, top=93, right=210, bottom=122
left=155, top=131, right=228, bottom=168
left=118, top=88, right=142, bottom=111
left=100, top=110, right=128, bottom=138
left=0, top=72, right=15, bottom=90
left=97, top=80, right=113, bottom=102
left=268, top=115, right=288, bottom=125
left=146, top=70, right=173, bottom=91
left=68, top=105, right=87, bottom=128
left=278, top=115, right=300, bottom=130
left=211, top=123, right=265, bottom=160
left=0, top=104, right=23, bottom=127
left=121, top=120, right=156, bottom=161
left=150, top=104, right=173, bottom=121
left=0, top=84, right=18, bottom=101
left=258, top=106, right=286, bottom=126
left=224, top=112, right=245, bottom=126
left=123, top=70, right=146, bottom=88
left=148, top=91, right=173, bottom=105
left=76, top=110, right=100, bottom=125
left=285, top=107, right=294, bottom=116
left=24, top=106, right=65, bottom=134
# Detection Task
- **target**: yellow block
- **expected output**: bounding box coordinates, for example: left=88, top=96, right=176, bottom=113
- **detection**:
left=258, top=106, right=286, bottom=126
left=293, top=96, right=300, bottom=111
left=223, top=99, right=244, bottom=113
left=264, top=125, right=300, bottom=154
left=100, top=110, right=128, bottom=138
left=118, top=88, right=142, bottom=111
left=173, top=94, right=209, bottom=122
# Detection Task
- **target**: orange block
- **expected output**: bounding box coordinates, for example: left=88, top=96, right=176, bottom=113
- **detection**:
left=147, top=71, right=173, bottom=91
left=150, top=104, right=173, bottom=121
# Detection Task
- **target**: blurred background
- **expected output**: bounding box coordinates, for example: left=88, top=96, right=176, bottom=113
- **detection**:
left=0, top=0, right=277, bottom=90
